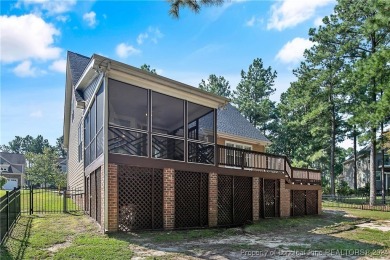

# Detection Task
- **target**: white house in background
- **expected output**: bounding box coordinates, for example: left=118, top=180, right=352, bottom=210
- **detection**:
left=0, top=152, right=26, bottom=190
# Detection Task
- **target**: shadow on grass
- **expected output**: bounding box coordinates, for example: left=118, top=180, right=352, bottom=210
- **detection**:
left=0, top=216, right=33, bottom=260
left=107, top=210, right=389, bottom=259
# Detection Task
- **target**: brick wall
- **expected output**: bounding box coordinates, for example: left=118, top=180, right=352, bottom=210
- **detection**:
left=252, top=177, right=259, bottom=221
left=100, top=165, right=105, bottom=230
left=163, top=168, right=175, bottom=230
left=280, top=181, right=290, bottom=217
left=107, top=163, right=118, bottom=232
left=208, top=172, right=218, bottom=227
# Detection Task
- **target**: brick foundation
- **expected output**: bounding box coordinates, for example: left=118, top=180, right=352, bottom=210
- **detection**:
left=252, top=177, right=259, bottom=221
left=163, top=168, right=175, bottom=230
left=280, top=181, right=290, bottom=217
left=107, top=163, right=118, bottom=232
left=208, top=172, right=218, bottom=227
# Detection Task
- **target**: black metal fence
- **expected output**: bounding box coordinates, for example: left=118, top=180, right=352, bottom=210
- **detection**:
left=20, top=187, right=84, bottom=214
left=322, top=195, right=390, bottom=212
left=0, top=188, right=21, bottom=245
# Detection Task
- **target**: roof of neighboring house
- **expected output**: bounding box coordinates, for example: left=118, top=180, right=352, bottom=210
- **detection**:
left=68, top=51, right=90, bottom=86
left=0, top=152, right=26, bottom=173
left=343, top=144, right=389, bottom=164
left=218, top=104, right=270, bottom=143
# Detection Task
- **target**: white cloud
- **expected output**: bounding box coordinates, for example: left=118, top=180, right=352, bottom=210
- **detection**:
left=0, top=14, right=61, bottom=63
left=245, top=16, right=264, bottom=27
left=137, top=33, right=148, bottom=45
left=246, top=16, right=255, bottom=27
left=30, top=110, right=43, bottom=118
left=56, top=15, right=69, bottom=23
left=49, top=59, right=66, bottom=73
left=276, top=37, right=314, bottom=64
left=83, top=11, right=97, bottom=28
left=16, top=0, right=76, bottom=14
left=155, top=69, right=164, bottom=75
left=13, top=60, right=43, bottom=77
left=267, top=0, right=334, bottom=31
left=115, top=43, right=141, bottom=58
left=314, top=17, right=324, bottom=27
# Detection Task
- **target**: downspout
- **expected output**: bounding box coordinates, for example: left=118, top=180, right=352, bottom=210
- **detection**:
left=103, top=70, right=109, bottom=232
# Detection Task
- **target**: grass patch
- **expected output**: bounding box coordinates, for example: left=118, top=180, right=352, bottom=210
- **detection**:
left=0, top=190, right=6, bottom=198
left=324, top=207, right=390, bottom=220
left=0, top=214, right=133, bottom=260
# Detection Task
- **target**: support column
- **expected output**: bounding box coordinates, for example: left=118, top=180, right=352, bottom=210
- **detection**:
left=252, top=177, right=259, bottom=221
left=100, top=165, right=105, bottom=231
left=107, top=163, right=118, bottom=232
left=163, top=168, right=175, bottom=230
left=208, top=172, right=218, bottom=227
left=280, top=180, right=291, bottom=217
left=318, top=189, right=322, bottom=214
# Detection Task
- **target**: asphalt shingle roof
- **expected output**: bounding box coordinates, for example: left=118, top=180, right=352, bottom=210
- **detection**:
left=217, top=104, right=270, bottom=143
left=68, top=51, right=91, bottom=86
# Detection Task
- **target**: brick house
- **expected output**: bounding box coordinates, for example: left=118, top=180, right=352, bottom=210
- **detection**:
left=63, top=51, right=322, bottom=232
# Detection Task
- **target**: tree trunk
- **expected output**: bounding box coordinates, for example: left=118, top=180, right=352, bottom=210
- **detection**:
left=369, top=129, right=376, bottom=206
left=330, top=88, right=336, bottom=196
left=381, top=122, right=385, bottom=204
left=353, top=126, right=358, bottom=190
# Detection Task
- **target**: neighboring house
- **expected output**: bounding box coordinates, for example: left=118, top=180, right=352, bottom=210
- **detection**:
left=58, top=158, right=67, bottom=173
left=0, top=152, right=26, bottom=190
left=342, top=146, right=390, bottom=192
left=63, top=51, right=322, bottom=232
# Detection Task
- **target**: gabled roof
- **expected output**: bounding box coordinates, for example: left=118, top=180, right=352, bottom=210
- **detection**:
left=218, top=104, right=270, bottom=143
left=67, top=51, right=90, bottom=86
left=0, top=152, right=26, bottom=173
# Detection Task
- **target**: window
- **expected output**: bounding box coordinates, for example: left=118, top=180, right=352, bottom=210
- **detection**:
left=78, top=124, right=82, bottom=162
left=187, top=102, right=215, bottom=164
left=108, top=79, right=148, bottom=157
left=84, top=83, right=104, bottom=167
left=376, top=171, right=382, bottom=181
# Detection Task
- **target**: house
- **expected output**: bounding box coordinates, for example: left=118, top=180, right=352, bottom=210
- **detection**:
left=58, top=158, right=67, bottom=173
left=63, top=51, right=322, bottom=232
left=342, top=146, right=390, bottom=192
left=0, top=152, right=26, bottom=190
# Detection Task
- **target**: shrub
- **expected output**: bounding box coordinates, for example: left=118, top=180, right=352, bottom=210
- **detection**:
left=0, top=175, right=7, bottom=188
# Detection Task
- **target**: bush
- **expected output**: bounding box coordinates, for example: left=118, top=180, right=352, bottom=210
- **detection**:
left=0, top=175, right=7, bottom=188
left=337, top=180, right=354, bottom=196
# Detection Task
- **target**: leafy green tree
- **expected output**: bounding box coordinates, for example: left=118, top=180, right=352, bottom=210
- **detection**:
left=0, top=176, right=7, bottom=189
left=54, top=172, right=67, bottom=190
left=234, top=58, right=277, bottom=136
left=25, top=148, right=61, bottom=187
left=199, top=74, right=232, bottom=99
left=0, top=135, right=50, bottom=154
left=55, top=135, right=67, bottom=158
left=318, top=0, right=390, bottom=205
left=140, top=64, right=157, bottom=74
left=168, top=0, right=223, bottom=18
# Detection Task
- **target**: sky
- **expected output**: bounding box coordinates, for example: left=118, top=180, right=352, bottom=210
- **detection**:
left=0, top=0, right=338, bottom=147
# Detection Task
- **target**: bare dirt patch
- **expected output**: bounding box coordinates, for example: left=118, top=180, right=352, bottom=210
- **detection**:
left=356, top=221, right=390, bottom=232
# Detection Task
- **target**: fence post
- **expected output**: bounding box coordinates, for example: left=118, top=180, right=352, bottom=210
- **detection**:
left=6, top=191, right=9, bottom=233
left=30, top=186, right=33, bottom=215
left=63, top=188, right=67, bottom=213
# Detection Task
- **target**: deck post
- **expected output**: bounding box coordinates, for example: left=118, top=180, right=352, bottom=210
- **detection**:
left=208, top=172, right=218, bottom=227
left=163, top=168, right=175, bottom=230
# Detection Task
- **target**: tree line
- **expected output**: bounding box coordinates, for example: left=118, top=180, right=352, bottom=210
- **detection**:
left=161, top=0, right=390, bottom=205
left=0, top=135, right=67, bottom=189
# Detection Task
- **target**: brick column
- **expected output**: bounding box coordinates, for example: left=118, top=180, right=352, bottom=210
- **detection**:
left=107, top=163, right=118, bottom=232
left=280, top=180, right=291, bottom=217
left=100, top=165, right=105, bottom=231
left=163, top=168, right=175, bottom=230
left=318, top=189, right=322, bottom=214
left=252, top=177, right=259, bottom=221
left=208, top=172, right=218, bottom=227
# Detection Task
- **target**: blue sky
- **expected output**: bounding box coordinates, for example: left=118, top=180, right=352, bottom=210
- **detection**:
left=0, top=0, right=337, bottom=147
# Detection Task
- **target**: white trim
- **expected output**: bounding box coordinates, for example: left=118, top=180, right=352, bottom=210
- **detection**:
left=218, top=132, right=271, bottom=146
left=225, top=141, right=253, bottom=150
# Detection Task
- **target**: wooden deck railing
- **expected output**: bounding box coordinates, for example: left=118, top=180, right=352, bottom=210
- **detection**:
left=217, top=145, right=321, bottom=183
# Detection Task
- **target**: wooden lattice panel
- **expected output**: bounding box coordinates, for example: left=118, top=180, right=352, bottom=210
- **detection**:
left=118, top=166, right=163, bottom=231
left=292, top=190, right=306, bottom=216
left=306, top=190, right=318, bottom=215
left=96, top=168, right=101, bottom=224
left=263, top=179, right=279, bottom=218
left=218, top=175, right=233, bottom=226
left=233, top=176, right=252, bottom=224
left=90, top=172, right=96, bottom=219
left=175, top=171, right=208, bottom=228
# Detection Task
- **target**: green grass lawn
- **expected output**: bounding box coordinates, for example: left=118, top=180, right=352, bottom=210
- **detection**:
left=1, top=207, right=389, bottom=259
left=0, top=190, right=6, bottom=198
